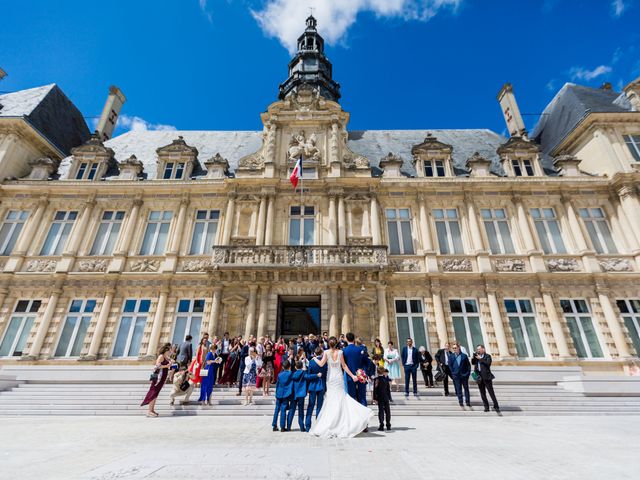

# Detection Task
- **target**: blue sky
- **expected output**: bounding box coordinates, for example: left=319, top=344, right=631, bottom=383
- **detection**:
left=1, top=0, right=638, bottom=136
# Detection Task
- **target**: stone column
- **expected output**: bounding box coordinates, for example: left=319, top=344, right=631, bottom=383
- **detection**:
left=264, top=195, right=275, bottom=246
left=486, top=286, right=511, bottom=358
left=255, top=195, right=267, bottom=246
left=464, top=193, right=484, bottom=253
left=86, top=285, right=116, bottom=359
left=14, top=196, right=48, bottom=255
left=244, top=285, right=258, bottom=338
left=114, top=198, right=142, bottom=256
left=513, top=195, right=537, bottom=253
left=418, top=195, right=434, bottom=251
left=327, top=195, right=337, bottom=245
left=606, top=196, right=637, bottom=252
left=370, top=196, right=382, bottom=245
left=64, top=199, right=96, bottom=255
left=561, top=195, right=589, bottom=253
left=338, top=195, right=346, bottom=245
left=329, top=286, right=339, bottom=336
left=257, top=284, right=269, bottom=338
left=540, top=286, right=571, bottom=358
left=618, top=184, right=640, bottom=246
left=28, top=282, right=63, bottom=358
left=341, top=286, right=351, bottom=334
left=377, top=283, right=390, bottom=345
left=146, top=284, right=169, bottom=357
left=597, top=285, right=632, bottom=358
left=168, top=196, right=189, bottom=254
left=207, top=286, right=223, bottom=337
left=431, top=286, right=449, bottom=347
left=221, top=193, right=236, bottom=245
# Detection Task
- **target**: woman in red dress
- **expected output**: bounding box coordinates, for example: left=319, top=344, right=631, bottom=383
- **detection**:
left=273, top=337, right=286, bottom=380
left=189, top=336, right=208, bottom=386
left=219, top=338, right=241, bottom=385
left=141, top=343, right=173, bottom=417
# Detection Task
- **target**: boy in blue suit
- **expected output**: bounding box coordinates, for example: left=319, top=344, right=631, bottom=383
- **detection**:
left=287, top=361, right=308, bottom=431
left=272, top=360, right=293, bottom=432
left=305, top=347, right=327, bottom=431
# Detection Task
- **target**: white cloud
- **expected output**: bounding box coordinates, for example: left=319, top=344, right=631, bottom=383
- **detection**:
left=611, top=0, right=627, bottom=17
left=117, top=114, right=177, bottom=132
left=569, top=65, right=613, bottom=81
left=199, top=0, right=213, bottom=22
left=251, top=0, right=463, bottom=53
left=546, top=79, right=556, bottom=91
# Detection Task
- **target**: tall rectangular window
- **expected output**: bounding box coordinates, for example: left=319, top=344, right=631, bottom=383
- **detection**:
left=505, top=299, right=545, bottom=358
left=394, top=299, right=428, bottom=350
left=288, top=205, right=315, bottom=246
left=433, top=208, right=464, bottom=254
left=578, top=208, right=617, bottom=254
left=386, top=208, right=414, bottom=255
left=512, top=159, right=535, bottom=177
left=0, top=300, right=41, bottom=357
left=530, top=208, right=566, bottom=254
left=171, top=299, right=205, bottom=345
left=481, top=208, right=515, bottom=254
left=90, top=211, right=125, bottom=255
left=0, top=210, right=29, bottom=256
left=189, top=210, right=219, bottom=254
left=623, top=134, right=640, bottom=162
left=163, top=162, right=185, bottom=180
left=54, top=299, right=97, bottom=357
left=560, top=299, right=603, bottom=358
left=424, top=160, right=445, bottom=177
left=449, top=299, right=484, bottom=354
left=140, top=211, right=172, bottom=255
left=617, top=299, right=640, bottom=356
left=112, top=299, right=151, bottom=358
left=40, top=211, right=78, bottom=255
left=76, top=162, right=99, bottom=180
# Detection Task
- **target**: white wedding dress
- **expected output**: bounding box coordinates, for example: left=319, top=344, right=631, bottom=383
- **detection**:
left=309, top=349, right=373, bottom=438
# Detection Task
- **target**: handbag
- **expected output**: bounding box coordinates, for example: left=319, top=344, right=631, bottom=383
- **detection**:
left=200, top=368, right=209, bottom=377
left=149, top=368, right=159, bottom=382
left=179, top=379, right=191, bottom=392
left=434, top=370, right=445, bottom=382
left=471, top=371, right=480, bottom=382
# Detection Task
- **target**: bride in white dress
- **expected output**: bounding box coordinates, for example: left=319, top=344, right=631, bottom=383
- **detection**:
left=309, top=338, right=373, bottom=438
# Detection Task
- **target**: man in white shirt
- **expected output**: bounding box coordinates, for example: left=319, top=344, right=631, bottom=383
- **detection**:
left=435, top=343, right=452, bottom=396
left=401, top=337, right=420, bottom=397
left=218, top=332, right=231, bottom=382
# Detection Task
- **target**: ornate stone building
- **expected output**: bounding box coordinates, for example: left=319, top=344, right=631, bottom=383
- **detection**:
left=0, top=16, right=639, bottom=370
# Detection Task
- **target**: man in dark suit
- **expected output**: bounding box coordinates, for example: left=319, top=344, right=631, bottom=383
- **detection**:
left=176, top=335, right=193, bottom=368
left=448, top=342, right=471, bottom=407
left=342, top=332, right=367, bottom=406
left=304, top=347, right=327, bottom=431
left=435, top=342, right=452, bottom=396
left=401, top=337, right=421, bottom=397
left=471, top=344, right=500, bottom=413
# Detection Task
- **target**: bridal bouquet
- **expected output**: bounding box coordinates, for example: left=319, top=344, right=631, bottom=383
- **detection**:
left=355, top=369, right=369, bottom=384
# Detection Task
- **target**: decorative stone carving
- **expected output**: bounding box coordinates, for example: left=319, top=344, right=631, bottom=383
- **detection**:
left=546, top=258, right=579, bottom=272
left=237, top=152, right=264, bottom=170
left=599, top=258, right=633, bottom=272
left=495, top=258, right=526, bottom=272
left=26, top=259, right=57, bottom=272
left=212, top=248, right=227, bottom=264
left=390, top=259, right=420, bottom=272
left=77, top=259, right=107, bottom=272
left=27, top=157, right=59, bottom=180
left=379, top=152, right=404, bottom=178
left=347, top=237, right=372, bottom=246
left=343, top=153, right=370, bottom=169
left=117, top=155, right=144, bottom=180
left=440, top=258, right=472, bottom=272
left=203, top=153, right=229, bottom=179
left=182, top=259, right=213, bottom=272
left=466, top=151, right=492, bottom=176
left=287, top=131, right=321, bottom=163
left=130, top=259, right=160, bottom=272
left=288, top=247, right=308, bottom=267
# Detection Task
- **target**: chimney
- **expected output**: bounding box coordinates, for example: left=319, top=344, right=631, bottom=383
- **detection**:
left=623, top=77, right=640, bottom=111
left=497, top=83, right=527, bottom=138
left=96, top=85, right=126, bottom=141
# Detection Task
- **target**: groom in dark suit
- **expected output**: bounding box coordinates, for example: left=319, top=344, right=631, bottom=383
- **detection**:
left=342, top=332, right=368, bottom=407
left=401, top=337, right=421, bottom=397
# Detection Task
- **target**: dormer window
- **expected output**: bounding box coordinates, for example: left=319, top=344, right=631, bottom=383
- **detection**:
left=76, top=162, right=99, bottom=180
left=68, top=131, right=116, bottom=181
left=424, top=160, right=446, bottom=177
left=623, top=134, right=640, bottom=162
left=163, top=162, right=185, bottom=180
left=512, top=159, right=535, bottom=177
left=411, top=134, right=453, bottom=178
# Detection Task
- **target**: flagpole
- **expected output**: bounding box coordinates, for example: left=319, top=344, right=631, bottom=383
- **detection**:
left=299, top=154, right=303, bottom=209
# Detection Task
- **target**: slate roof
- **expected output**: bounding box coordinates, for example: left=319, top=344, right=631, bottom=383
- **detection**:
left=58, top=128, right=511, bottom=180
left=0, top=84, right=90, bottom=155
left=532, top=83, right=634, bottom=155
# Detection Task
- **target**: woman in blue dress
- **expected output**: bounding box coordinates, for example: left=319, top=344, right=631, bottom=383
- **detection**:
left=199, top=345, right=218, bottom=405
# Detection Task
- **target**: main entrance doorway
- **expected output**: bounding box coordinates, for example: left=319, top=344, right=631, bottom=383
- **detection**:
left=277, top=295, right=321, bottom=337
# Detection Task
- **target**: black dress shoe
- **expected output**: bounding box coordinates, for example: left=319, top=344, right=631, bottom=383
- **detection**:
left=466, top=402, right=471, bottom=407
left=386, top=424, right=391, bottom=430
left=378, top=425, right=384, bottom=431
left=363, top=427, right=369, bottom=433
left=494, top=407, right=501, bottom=413
left=484, top=408, right=489, bottom=412
left=273, top=426, right=279, bottom=431
left=459, top=402, right=464, bottom=407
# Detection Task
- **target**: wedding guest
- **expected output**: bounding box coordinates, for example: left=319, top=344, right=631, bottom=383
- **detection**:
left=176, top=335, right=193, bottom=368
left=402, top=337, right=420, bottom=397
left=201, top=332, right=212, bottom=350
left=219, top=338, right=240, bottom=385
left=286, top=347, right=296, bottom=371
left=170, top=367, right=194, bottom=406
left=242, top=347, right=262, bottom=406
left=168, top=344, right=178, bottom=383
left=419, top=346, right=434, bottom=388
left=287, top=361, right=307, bottom=431
left=435, top=342, right=453, bottom=396
left=261, top=343, right=275, bottom=395
left=189, top=335, right=209, bottom=386
left=373, top=366, right=392, bottom=431
left=274, top=337, right=286, bottom=377
left=141, top=344, right=173, bottom=417
left=472, top=344, right=500, bottom=413
left=237, top=338, right=251, bottom=396
left=305, top=347, right=327, bottom=431
left=198, top=344, right=218, bottom=405
left=272, top=360, right=293, bottom=432
left=218, top=332, right=231, bottom=381
left=384, top=341, right=401, bottom=391
left=320, top=332, right=330, bottom=350
left=338, top=334, right=347, bottom=349
left=306, top=334, right=319, bottom=357
left=371, top=338, right=385, bottom=369
left=448, top=342, right=471, bottom=407
left=296, top=349, right=309, bottom=371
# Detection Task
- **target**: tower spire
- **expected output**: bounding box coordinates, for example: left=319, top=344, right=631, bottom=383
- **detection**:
left=278, top=15, right=341, bottom=102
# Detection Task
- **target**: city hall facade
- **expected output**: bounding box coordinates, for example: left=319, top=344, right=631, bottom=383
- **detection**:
left=0, top=17, right=639, bottom=370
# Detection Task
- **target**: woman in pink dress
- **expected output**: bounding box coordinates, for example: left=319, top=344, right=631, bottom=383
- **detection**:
left=189, top=336, right=208, bottom=386
left=274, top=337, right=286, bottom=380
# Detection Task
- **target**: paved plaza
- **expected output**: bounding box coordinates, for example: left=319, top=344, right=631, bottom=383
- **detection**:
left=1, top=415, right=638, bottom=479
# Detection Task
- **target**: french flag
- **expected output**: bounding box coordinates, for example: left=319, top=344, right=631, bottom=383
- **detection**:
left=290, top=156, right=302, bottom=188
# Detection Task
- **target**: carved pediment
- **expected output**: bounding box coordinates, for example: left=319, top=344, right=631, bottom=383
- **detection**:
left=71, top=131, right=115, bottom=159
left=343, top=153, right=370, bottom=170
left=497, top=136, right=539, bottom=156
left=238, top=152, right=265, bottom=170
left=411, top=133, right=453, bottom=159
left=204, top=153, right=229, bottom=178
left=350, top=293, right=377, bottom=305
left=222, top=294, right=248, bottom=306
left=156, top=136, right=198, bottom=157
